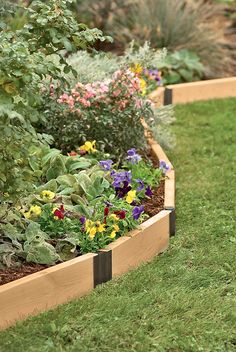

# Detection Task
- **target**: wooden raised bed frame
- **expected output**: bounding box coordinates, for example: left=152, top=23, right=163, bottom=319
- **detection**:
left=149, top=77, right=236, bottom=105
left=0, top=141, right=175, bottom=330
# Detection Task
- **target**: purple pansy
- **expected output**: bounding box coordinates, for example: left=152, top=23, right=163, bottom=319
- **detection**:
left=145, top=186, right=154, bottom=197
left=126, top=148, right=142, bottom=164
left=159, top=160, right=170, bottom=174
left=104, top=200, right=114, bottom=207
left=79, top=216, right=86, bottom=225
left=115, top=181, right=132, bottom=198
left=132, top=205, right=145, bottom=220
left=99, top=159, right=113, bottom=171
left=136, top=178, right=144, bottom=191
left=111, top=170, right=132, bottom=188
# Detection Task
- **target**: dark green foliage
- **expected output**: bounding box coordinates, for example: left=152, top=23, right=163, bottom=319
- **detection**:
left=159, top=50, right=205, bottom=84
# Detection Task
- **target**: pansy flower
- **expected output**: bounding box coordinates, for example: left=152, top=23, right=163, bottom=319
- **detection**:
left=99, top=159, right=113, bottom=171
left=159, top=160, right=170, bottom=174
left=111, top=171, right=132, bottom=188
left=115, top=181, right=132, bottom=199
left=136, top=179, right=144, bottom=191
left=53, top=205, right=65, bottom=220
left=126, top=148, right=142, bottom=164
left=126, top=190, right=136, bottom=204
left=145, top=186, right=154, bottom=198
left=132, top=205, right=144, bottom=220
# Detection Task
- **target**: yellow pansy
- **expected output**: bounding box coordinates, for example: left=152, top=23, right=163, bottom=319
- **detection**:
left=130, top=63, right=143, bottom=75
left=79, top=140, right=97, bottom=153
left=41, top=190, right=55, bottom=201
left=109, top=214, right=119, bottom=221
left=139, top=78, right=147, bottom=95
left=24, top=205, right=42, bottom=219
left=85, top=219, right=93, bottom=229
left=110, top=230, right=116, bottom=239
left=113, top=224, right=120, bottom=232
left=96, top=221, right=106, bottom=233
left=88, top=226, right=97, bottom=239
left=126, top=190, right=136, bottom=204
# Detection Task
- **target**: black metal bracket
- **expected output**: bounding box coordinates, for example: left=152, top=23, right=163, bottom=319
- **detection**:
left=164, top=88, right=173, bottom=105
left=93, top=250, right=112, bottom=287
left=164, top=207, right=176, bottom=236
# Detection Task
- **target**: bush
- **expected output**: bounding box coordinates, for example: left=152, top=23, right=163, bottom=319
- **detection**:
left=40, top=69, right=162, bottom=157
left=0, top=0, right=110, bottom=198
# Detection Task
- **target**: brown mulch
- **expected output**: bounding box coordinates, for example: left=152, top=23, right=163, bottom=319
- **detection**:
left=0, top=264, right=48, bottom=286
left=142, top=180, right=165, bottom=218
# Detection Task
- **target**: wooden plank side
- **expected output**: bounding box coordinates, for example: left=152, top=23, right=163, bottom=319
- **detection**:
left=150, top=142, right=173, bottom=169
left=109, top=210, right=170, bottom=277
left=164, top=169, right=175, bottom=210
left=0, top=253, right=96, bottom=330
left=148, top=87, right=165, bottom=107
left=167, top=77, right=236, bottom=104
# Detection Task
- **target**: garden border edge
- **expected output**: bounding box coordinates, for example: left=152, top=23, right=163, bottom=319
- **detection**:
left=0, top=141, right=175, bottom=331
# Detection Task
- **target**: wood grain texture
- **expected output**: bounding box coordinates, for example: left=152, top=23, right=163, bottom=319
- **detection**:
left=167, top=77, right=236, bottom=104
left=0, top=253, right=96, bottom=330
left=164, top=169, right=175, bottom=210
left=108, top=210, right=170, bottom=277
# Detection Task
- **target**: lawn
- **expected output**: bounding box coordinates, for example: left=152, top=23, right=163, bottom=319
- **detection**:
left=0, top=98, right=235, bottom=352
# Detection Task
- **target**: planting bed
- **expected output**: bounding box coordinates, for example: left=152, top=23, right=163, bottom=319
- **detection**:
left=0, top=140, right=175, bottom=331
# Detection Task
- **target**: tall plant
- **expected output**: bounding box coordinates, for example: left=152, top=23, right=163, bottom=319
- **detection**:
left=0, top=0, right=111, bottom=198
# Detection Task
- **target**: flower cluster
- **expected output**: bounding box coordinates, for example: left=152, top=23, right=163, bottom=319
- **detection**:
left=57, top=69, right=147, bottom=114
left=130, top=63, right=162, bottom=95
left=20, top=146, right=170, bottom=263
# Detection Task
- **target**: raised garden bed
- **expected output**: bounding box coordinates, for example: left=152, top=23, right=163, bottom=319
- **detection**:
left=149, top=77, right=236, bottom=105
left=0, top=140, right=175, bottom=331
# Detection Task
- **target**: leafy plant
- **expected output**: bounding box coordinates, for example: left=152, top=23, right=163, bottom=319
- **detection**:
left=0, top=146, right=168, bottom=268
left=158, top=50, right=205, bottom=84
left=39, top=68, right=174, bottom=157
left=0, top=0, right=110, bottom=198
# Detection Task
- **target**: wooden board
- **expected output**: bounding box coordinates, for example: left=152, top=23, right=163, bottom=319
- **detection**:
left=0, top=253, right=96, bottom=330
left=108, top=210, right=170, bottom=277
left=167, top=77, right=236, bottom=104
left=149, top=87, right=165, bottom=106
left=164, top=169, right=175, bottom=210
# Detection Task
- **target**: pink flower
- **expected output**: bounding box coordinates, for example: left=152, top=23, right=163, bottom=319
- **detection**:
left=113, top=89, right=122, bottom=97
left=135, top=98, right=143, bottom=109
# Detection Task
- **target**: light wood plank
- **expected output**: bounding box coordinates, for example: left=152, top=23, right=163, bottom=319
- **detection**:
left=0, top=253, right=96, bottom=330
left=168, top=77, right=236, bottom=104
left=108, top=210, right=170, bottom=277
left=164, top=169, right=175, bottom=209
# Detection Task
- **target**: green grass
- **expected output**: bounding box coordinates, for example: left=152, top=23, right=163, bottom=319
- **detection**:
left=1, top=98, right=236, bottom=352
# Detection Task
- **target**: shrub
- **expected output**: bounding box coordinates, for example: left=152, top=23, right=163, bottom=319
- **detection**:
left=40, top=70, right=158, bottom=157
left=0, top=0, right=110, bottom=198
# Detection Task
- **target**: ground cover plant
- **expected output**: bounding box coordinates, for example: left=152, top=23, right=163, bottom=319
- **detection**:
left=0, top=98, right=235, bottom=351
left=0, top=144, right=169, bottom=271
